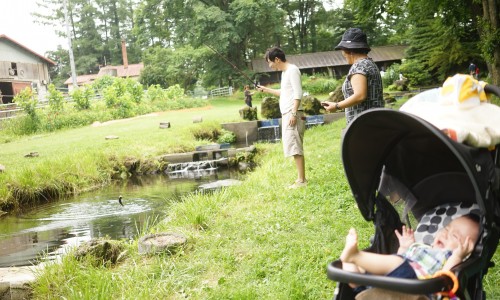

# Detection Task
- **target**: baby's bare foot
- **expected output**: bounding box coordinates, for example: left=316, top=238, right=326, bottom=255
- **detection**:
left=340, top=228, right=359, bottom=263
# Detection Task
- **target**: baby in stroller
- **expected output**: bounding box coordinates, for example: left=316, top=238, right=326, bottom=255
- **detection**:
left=340, top=214, right=480, bottom=280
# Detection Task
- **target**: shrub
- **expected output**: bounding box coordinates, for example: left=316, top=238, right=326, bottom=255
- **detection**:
left=145, top=84, right=165, bottom=102
left=164, top=84, right=185, bottom=101
left=47, top=84, right=65, bottom=113
left=92, top=75, right=116, bottom=93
left=239, top=106, right=258, bottom=121
left=13, top=87, right=40, bottom=134
left=400, top=59, right=433, bottom=86
left=302, top=95, right=323, bottom=115
left=217, top=129, right=236, bottom=144
left=303, top=75, right=338, bottom=95
left=190, top=122, right=221, bottom=142
left=13, top=87, right=38, bottom=119
left=123, top=78, right=144, bottom=103
left=260, top=97, right=281, bottom=119
left=71, top=86, right=94, bottom=110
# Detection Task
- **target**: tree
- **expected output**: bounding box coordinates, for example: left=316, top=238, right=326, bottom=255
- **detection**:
left=140, top=45, right=209, bottom=90
left=478, top=0, right=500, bottom=84
left=345, top=0, right=500, bottom=84
left=34, top=0, right=141, bottom=78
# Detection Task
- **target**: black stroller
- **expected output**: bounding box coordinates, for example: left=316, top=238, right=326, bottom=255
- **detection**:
left=327, top=106, right=500, bottom=299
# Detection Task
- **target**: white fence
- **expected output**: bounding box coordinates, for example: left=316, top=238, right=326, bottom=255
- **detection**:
left=209, top=86, right=233, bottom=98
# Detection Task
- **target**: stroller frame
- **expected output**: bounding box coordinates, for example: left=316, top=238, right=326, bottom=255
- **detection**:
left=327, top=109, right=500, bottom=300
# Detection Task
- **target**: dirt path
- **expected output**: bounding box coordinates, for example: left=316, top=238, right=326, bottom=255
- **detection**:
left=91, top=106, right=213, bottom=127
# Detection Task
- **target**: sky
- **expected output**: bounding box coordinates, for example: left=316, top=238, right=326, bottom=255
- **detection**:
left=0, top=0, right=341, bottom=58
left=0, top=0, right=67, bottom=56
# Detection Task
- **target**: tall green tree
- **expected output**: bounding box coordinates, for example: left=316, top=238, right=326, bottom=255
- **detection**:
left=34, top=0, right=142, bottom=81
left=345, top=0, right=500, bottom=84
left=134, top=0, right=285, bottom=87
left=140, top=45, right=209, bottom=90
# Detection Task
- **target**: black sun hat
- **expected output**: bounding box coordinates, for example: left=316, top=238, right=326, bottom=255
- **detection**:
left=335, top=28, right=371, bottom=51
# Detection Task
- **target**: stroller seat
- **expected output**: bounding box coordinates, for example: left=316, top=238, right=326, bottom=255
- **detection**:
left=415, top=202, right=480, bottom=245
left=327, top=108, right=500, bottom=300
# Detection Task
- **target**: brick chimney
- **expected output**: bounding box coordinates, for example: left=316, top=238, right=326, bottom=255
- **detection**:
left=121, top=39, right=128, bottom=69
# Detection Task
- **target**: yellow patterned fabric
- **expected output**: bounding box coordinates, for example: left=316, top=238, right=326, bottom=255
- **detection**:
left=440, top=74, right=488, bottom=108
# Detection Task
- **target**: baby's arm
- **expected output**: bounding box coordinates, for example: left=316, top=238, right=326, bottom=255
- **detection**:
left=442, top=236, right=475, bottom=271
left=395, top=225, right=415, bottom=255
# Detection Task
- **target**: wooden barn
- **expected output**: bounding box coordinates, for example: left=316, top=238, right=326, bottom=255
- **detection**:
left=0, top=34, right=56, bottom=104
left=251, top=45, right=407, bottom=85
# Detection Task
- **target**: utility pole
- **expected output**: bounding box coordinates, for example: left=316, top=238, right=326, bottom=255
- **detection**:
left=63, top=0, right=78, bottom=89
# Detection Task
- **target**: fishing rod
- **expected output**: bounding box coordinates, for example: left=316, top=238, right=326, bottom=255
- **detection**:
left=201, top=42, right=257, bottom=88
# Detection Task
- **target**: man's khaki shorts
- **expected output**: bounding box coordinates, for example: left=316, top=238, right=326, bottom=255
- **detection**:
left=282, top=111, right=305, bottom=157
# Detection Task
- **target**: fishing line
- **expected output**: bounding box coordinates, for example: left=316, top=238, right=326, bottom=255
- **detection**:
left=185, top=27, right=257, bottom=87
left=202, top=42, right=257, bottom=87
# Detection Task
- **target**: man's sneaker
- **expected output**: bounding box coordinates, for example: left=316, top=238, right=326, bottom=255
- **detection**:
left=288, top=180, right=307, bottom=189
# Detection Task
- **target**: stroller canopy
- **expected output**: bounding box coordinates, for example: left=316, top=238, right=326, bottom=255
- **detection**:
left=342, top=108, right=496, bottom=222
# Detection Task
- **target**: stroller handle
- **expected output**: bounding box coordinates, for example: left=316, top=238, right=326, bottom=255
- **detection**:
left=327, top=260, right=454, bottom=295
left=484, top=84, right=500, bottom=98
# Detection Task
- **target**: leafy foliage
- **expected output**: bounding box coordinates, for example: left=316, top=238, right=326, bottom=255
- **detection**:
left=71, top=86, right=95, bottom=110
left=47, top=84, right=65, bottom=113
left=239, top=106, right=258, bottom=121
left=301, top=95, right=323, bottom=116
left=13, top=88, right=38, bottom=119
left=190, top=122, right=222, bottom=142
left=217, top=129, right=237, bottom=144
left=260, top=97, right=281, bottom=119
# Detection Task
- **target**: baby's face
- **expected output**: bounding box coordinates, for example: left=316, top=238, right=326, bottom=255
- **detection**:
left=432, top=216, right=479, bottom=250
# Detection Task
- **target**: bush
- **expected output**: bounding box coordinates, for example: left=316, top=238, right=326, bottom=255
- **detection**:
left=217, top=129, right=236, bottom=144
left=47, top=84, right=65, bottom=113
left=261, top=97, right=281, bottom=119
left=164, top=84, right=185, bottom=101
left=301, top=95, right=323, bottom=115
left=13, top=87, right=38, bottom=119
left=145, top=84, right=165, bottom=102
left=92, top=75, right=116, bottom=93
left=13, top=87, right=40, bottom=134
left=399, top=59, right=433, bottom=86
left=190, top=122, right=221, bottom=142
left=239, top=106, right=258, bottom=121
left=71, top=86, right=94, bottom=110
left=302, top=75, right=339, bottom=95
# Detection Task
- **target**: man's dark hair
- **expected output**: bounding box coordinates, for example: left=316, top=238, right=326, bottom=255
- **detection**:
left=265, top=47, right=287, bottom=63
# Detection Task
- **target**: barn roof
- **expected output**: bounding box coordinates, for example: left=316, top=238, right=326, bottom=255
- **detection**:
left=63, top=63, right=144, bottom=86
left=251, top=45, right=407, bottom=73
left=0, top=34, right=56, bottom=65
left=98, top=63, right=144, bottom=77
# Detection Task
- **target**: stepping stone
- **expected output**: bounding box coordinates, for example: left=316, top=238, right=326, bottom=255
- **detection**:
left=138, top=232, right=187, bottom=255
left=192, top=116, right=203, bottom=123
left=105, top=135, right=119, bottom=140
left=159, top=122, right=170, bottom=129
left=24, top=152, right=39, bottom=158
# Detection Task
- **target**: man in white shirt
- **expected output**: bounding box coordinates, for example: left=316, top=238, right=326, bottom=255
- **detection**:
left=258, top=47, right=306, bottom=189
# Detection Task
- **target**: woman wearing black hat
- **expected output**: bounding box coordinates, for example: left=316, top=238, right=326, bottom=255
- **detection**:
left=322, top=28, right=384, bottom=125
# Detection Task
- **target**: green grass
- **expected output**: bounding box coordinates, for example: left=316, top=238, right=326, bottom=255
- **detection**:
left=0, top=96, right=259, bottom=209
left=2, top=92, right=498, bottom=299
left=30, top=119, right=500, bottom=299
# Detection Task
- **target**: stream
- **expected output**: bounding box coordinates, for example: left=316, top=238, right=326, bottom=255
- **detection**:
left=0, top=168, right=241, bottom=268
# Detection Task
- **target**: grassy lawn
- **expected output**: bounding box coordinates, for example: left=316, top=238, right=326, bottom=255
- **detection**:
left=1, top=93, right=498, bottom=299
left=27, top=107, right=500, bottom=299
left=0, top=97, right=261, bottom=208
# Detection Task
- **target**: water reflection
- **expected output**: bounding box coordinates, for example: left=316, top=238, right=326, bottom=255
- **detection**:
left=0, top=170, right=240, bottom=267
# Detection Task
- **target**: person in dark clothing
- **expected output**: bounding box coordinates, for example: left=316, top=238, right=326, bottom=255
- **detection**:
left=321, top=28, right=384, bottom=125
left=469, top=62, right=477, bottom=77
left=244, top=85, right=254, bottom=107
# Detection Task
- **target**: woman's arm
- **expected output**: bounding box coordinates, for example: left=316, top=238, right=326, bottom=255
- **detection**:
left=322, top=74, right=367, bottom=112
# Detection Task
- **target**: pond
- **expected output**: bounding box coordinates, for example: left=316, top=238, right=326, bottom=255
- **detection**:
left=0, top=168, right=242, bottom=268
